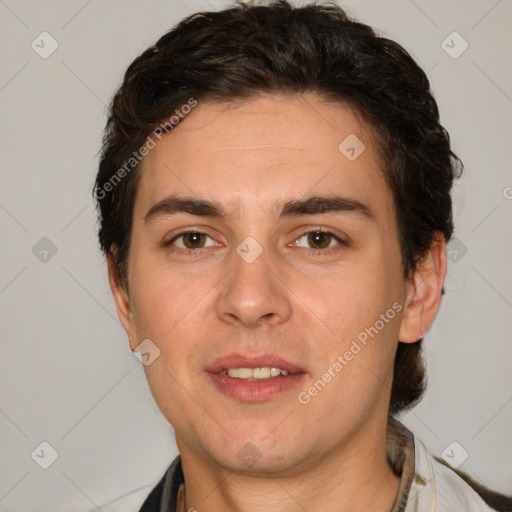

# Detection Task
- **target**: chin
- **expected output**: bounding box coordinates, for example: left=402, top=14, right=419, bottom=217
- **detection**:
left=202, top=428, right=308, bottom=475
left=212, top=448, right=305, bottom=477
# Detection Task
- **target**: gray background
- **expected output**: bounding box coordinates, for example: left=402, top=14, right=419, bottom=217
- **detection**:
left=1, top=0, right=511, bottom=510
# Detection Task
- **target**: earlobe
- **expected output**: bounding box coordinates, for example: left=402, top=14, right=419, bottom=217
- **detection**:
left=107, top=248, right=135, bottom=343
left=398, top=233, right=447, bottom=343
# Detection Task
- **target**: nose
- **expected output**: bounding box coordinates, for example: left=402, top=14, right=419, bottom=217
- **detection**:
left=215, top=240, right=293, bottom=328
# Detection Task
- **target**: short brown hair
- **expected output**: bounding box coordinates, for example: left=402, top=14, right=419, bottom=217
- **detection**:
left=94, top=0, right=462, bottom=415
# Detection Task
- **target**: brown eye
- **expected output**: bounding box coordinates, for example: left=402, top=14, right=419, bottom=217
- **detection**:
left=293, top=230, right=346, bottom=254
left=166, top=231, right=217, bottom=252
left=307, top=231, right=332, bottom=249
left=181, top=232, right=207, bottom=248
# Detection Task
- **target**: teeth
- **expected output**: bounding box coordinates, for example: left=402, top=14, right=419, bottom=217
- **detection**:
left=219, top=367, right=290, bottom=380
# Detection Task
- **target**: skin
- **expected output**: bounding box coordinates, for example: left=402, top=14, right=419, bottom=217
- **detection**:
left=108, top=93, right=446, bottom=512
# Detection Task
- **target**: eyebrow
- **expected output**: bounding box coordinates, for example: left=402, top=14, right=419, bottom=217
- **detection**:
left=143, top=194, right=375, bottom=223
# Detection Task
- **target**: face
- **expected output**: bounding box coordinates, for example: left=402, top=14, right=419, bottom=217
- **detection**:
left=110, top=93, right=435, bottom=476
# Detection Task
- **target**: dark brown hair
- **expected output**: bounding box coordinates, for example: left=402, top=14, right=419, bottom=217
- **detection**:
left=94, top=0, right=463, bottom=415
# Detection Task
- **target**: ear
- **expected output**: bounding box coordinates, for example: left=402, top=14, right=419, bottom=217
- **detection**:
left=398, top=233, right=447, bottom=343
left=107, top=247, right=135, bottom=349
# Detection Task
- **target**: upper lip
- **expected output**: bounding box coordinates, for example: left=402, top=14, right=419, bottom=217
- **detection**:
left=205, top=353, right=305, bottom=374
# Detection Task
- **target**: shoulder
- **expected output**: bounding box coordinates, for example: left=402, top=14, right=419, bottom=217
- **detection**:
left=408, top=434, right=512, bottom=512
left=433, top=456, right=512, bottom=512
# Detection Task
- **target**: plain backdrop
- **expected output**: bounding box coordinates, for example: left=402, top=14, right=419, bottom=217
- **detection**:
left=1, top=1, right=511, bottom=510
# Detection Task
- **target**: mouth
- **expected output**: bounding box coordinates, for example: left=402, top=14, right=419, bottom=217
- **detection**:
left=205, top=354, right=306, bottom=401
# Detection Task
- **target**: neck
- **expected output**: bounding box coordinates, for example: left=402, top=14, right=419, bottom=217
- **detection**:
left=176, top=418, right=402, bottom=512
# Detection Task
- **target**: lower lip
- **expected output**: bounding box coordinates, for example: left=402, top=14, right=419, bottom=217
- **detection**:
left=206, top=372, right=306, bottom=402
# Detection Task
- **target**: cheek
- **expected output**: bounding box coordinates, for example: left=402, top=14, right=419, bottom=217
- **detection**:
left=128, top=258, right=219, bottom=383
left=129, top=256, right=208, bottom=339
left=297, top=252, right=402, bottom=383
left=299, top=258, right=392, bottom=335
left=129, top=266, right=207, bottom=419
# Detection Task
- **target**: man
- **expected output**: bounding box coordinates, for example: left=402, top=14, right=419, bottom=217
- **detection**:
left=94, top=1, right=512, bottom=511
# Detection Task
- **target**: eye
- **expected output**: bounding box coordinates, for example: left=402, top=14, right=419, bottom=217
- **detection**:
left=165, top=231, right=219, bottom=252
left=294, top=230, right=345, bottom=252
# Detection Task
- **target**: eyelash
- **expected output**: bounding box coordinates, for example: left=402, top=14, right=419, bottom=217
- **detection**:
left=163, top=229, right=347, bottom=256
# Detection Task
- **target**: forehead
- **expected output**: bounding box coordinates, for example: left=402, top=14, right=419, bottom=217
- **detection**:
left=134, top=93, right=391, bottom=219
